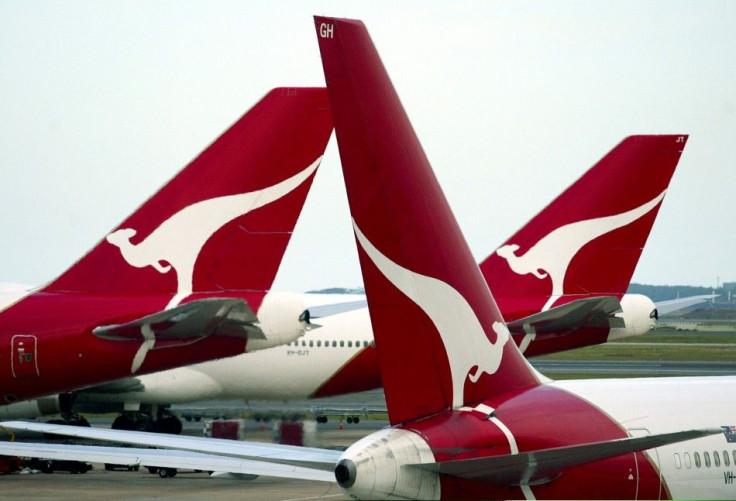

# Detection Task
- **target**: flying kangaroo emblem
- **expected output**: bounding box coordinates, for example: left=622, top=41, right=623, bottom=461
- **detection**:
left=107, top=157, right=321, bottom=374
left=107, top=157, right=320, bottom=311
left=353, top=220, right=509, bottom=409
left=496, top=190, right=666, bottom=311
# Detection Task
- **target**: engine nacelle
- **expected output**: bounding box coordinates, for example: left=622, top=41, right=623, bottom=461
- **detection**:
left=0, top=394, right=71, bottom=419
left=609, top=294, right=657, bottom=341
left=246, top=292, right=310, bottom=352
left=335, top=428, right=439, bottom=500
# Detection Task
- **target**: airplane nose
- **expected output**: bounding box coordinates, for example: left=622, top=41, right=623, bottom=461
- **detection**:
left=334, top=458, right=356, bottom=488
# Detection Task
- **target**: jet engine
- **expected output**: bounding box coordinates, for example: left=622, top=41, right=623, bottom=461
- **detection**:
left=246, top=292, right=313, bottom=352
left=609, top=294, right=657, bottom=341
left=0, top=394, right=72, bottom=419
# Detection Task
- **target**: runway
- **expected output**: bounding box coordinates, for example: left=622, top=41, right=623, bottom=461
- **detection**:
left=0, top=468, right=346, bottom=501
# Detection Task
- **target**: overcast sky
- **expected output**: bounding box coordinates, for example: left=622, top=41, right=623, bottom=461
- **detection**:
left=1, top=1, right=733, bottom=293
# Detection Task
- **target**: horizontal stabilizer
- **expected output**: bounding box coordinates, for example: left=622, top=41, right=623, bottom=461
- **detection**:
left=0, top=420, right=340, bottom=470
left=409, top=428, right=719, bottom=485
left=507, top=296, right=624, bottom=335
left=93, top=298, right=264, bottom=342
left=0, top=441, right=333, bottom=482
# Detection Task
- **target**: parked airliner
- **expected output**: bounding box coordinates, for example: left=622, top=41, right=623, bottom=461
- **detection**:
left=0, top=130, right=696, bottom=431
left=0, top=16, right=731, bottom=500
left=0, top=88, right=333, bottom=407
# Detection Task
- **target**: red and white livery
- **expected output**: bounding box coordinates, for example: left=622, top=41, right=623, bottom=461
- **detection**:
left=0, top=18, right=729, bottom=501
left=0, top=88, right=333, bottom=404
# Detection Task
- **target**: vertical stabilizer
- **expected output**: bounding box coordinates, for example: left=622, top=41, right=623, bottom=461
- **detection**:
left=315, top=17, right=537, bottom=425
left=45, top=88, right=333, bottom=308
left=483, top=135, right=687, bottom=313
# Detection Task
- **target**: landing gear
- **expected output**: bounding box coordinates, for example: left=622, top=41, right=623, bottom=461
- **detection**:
left=46, top=414, right=90, bottom=427
left=316, top=415, right=360, bottom=424
left=112, top=414, right=136, bottom=431
left=45, top=413, right=90, bottom=438
left=111, top=406, right=182, bottom=434
left=44, top=394, right=89, bottom=427
left=155, top=415, right=183, bottom=434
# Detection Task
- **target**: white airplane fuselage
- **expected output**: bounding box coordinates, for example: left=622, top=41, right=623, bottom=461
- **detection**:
left=552, top=377, right=736, bottom=500
left=76, top=292, right=655, bottom=408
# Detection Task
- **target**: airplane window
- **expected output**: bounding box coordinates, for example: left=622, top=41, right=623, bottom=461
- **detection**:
left=684, top=452, right=692, bottom=469
left=317, top=340, right=322, bottom=347
left=301, top=340, right=306, bottom=347
left=725, top=451, right=730, bottom=467
left=694, top=452, right=701, bottom=468
left=674, top=453, right=681, bottom=469
left=714, top=451, right=721, bottom=467
left=733, top=450, right=736, bottom=465
left=348, top=341, right=352, bottom=348
left=309, top=340, right=313, bottom=347
left=332, top=341, right=337, bottom=347
left=340, top=341, right=344, bottom=347
left=371, top=341, right=376, bottom=348
left=355, top=340, right=359, bottom=347
left=363, top=341, right=368, bottom=347
left=704, top=451, right=711, bottom=468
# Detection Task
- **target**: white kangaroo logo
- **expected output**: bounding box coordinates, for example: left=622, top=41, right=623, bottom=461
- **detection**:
left=353, top=220, right=509, bottom=409
left=496, top=190, right=666, bottom=311
left=107, top=157, right=321, bottom=311
left=107, top=157, right=321, bottom=374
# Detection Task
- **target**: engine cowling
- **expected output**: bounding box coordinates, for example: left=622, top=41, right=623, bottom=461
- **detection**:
left=245, top=292, right=310, bottom=352
left=0, top=394, right=72, bottom=419
left=335, top=428, right=439, bottom=500
left=609, top=294, right=657, bottom=341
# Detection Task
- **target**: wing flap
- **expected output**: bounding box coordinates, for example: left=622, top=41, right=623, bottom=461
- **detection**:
left=409, top=428, right=719, bottom=485
left=507, top=296, right=624, bottom=335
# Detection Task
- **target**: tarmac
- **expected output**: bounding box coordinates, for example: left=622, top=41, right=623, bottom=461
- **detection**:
left=1, top=469, right=347, bottom=501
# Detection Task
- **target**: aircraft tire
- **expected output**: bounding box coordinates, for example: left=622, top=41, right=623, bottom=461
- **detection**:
left=158, top=467, right=177, bottom=478
left=112, top=415, right=136, bottom=431
left=155, top=416, right=183, bottom=435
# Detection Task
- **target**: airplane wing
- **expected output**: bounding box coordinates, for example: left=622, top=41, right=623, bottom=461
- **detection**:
left=0, top=420, right=340, bottom=471
left=409, top=428, right=720, bottom=485
left=93, top=297, right=265, bottom=342
left=302, top=293, right=368, bottom=319
left=507, top=296, right=624, bottom=335
left=0, top=441, right=333, bottom=482
left=306, top=299, right=368, bottom=318
left=655, top=294, right=718, bottom=316
left=77, top=377, right=145, bottom=396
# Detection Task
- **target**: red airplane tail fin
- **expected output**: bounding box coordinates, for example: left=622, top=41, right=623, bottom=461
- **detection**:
left=481, top=135, right=687, bottom=313
left=315, top=17, right=538, bottom=426
left=44, top=88, right=333, bottom=307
